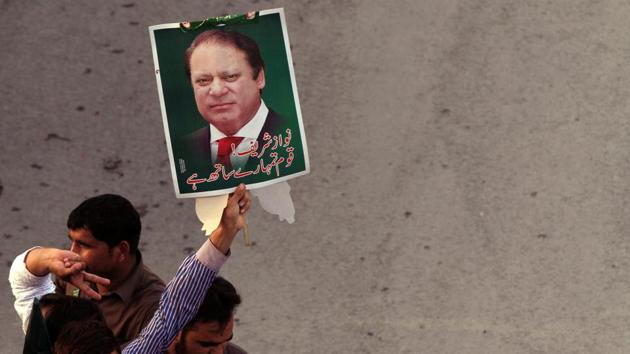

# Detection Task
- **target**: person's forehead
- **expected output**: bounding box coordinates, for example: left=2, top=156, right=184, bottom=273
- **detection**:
left=194, top=40, right=245, bottom=56
left=68, top=228, right=107, bottom=247
left=190, top=42, right=249, bottom=68
left=189, top=320, right=232, bottom=337
left=68, top=228, right=95, bottom=241
left=192, top=320, right=223, bottom=332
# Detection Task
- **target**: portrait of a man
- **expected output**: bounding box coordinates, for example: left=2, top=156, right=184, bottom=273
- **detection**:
left=181, top=29, right=286, bottom=173
left=150, top=9, right=308, bottom=197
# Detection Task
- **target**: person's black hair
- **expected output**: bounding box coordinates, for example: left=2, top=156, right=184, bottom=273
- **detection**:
left=184, top=276, right=241, bottom=331
left=39, top=293, right=105, bottom=345
left=66, top=194, right=141, bottom=252
left=184, top=29, right=264, bottom=80
left=53, top=320, right=120, bottom=354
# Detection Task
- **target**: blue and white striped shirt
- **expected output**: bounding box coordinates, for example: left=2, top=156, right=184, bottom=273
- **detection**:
left=10, top=241, right=227, bottom=354
left=123, top=243, right=227, bottom=353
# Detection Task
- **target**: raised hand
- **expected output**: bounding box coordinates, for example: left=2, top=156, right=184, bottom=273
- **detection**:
left=65, top=267, right=110, bottom=301
left=25, top=248, right=110, bottom=300
left=221, top=183, right=251, bottom=234
left=210, top=184, right=251, bottom=254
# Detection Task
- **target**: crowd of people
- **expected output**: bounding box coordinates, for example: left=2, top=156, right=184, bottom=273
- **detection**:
left=9, top=26, right=289, bottom=354
left=10, top=184, right=251, bottom=354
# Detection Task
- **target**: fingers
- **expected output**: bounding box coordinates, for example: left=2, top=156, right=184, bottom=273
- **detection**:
left=220, top=184, right=250, bottom=234
left=74, top=280, right=102, bottom=301
left=83, top=271, right=111, bottom=287
left=227, top=183, right=251, bottom=214
left=68, top=272, right=108, bottom=301
left=67, top=262, right=85, bottom=274
left=239, top=191, right=251, bottom=214
left=51, top=261, right=85, bottom=279
left=60, top=253, right=84, bottom=273
left=63, top=258, right=84, bottom=269
left=229, top=184, right=246, bottom=203
left=60, top=252, right=81, bottom=263
left=229, top=184, right=250, bottom=214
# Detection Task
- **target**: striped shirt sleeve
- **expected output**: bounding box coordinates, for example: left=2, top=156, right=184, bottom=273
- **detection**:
left=123, top=241, right=227, bottom=353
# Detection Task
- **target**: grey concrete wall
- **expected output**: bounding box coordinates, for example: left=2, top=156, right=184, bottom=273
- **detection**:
left=2, top=0, right=630, bottom=353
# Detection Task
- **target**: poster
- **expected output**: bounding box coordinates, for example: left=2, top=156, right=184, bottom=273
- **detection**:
left=150, top=8, right=309, bottom=198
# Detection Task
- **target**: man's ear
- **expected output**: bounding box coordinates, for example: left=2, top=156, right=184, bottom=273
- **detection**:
left=169, top=330, right=183, bottom=349
left=115, top=241, right=131, bottom=262
left=256, top=68, right=265, bottom=90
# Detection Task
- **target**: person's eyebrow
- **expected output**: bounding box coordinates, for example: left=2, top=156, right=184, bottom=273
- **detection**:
left=192, top=72, right=212, bottom=78
left=199, top=341, right=220, bottom=347
left=220, top=69, right=240, bottom=75
left=198, top=334, right=233, bottom=346
left=67, top=234, right=92, bottom=247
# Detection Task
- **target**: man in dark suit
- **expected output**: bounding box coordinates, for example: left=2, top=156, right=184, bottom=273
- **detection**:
left=179, top=29, right=286, bottom=176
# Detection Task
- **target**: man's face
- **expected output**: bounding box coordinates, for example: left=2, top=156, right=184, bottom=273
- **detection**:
left=67, top=228, right=117, bottom=278
left=175, top=317, right=234, bottom=354
left=189, top=41, right=265, bottom=136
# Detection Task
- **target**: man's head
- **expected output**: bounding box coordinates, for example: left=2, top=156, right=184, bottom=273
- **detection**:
left=38, top=293, right=106, bottom=345
left=171, top=276, right=242, bottom=354
left=53, top=320, right=121, bottom=354
left=185, top=30, right=265, bottom=136
left=26, top=294, right=119, bottom=354
left=66, top=194, right=141, bottom=277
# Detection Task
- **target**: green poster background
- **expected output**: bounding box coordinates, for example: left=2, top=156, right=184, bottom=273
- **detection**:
left=153, top=12, right=307, bottom=196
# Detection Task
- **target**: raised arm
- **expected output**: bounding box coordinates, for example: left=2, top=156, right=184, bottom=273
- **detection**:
left=123, top=185, right=250, bottom=354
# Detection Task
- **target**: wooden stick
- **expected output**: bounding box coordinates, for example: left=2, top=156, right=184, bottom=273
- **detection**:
left=243, top=217, right=251, bottom=246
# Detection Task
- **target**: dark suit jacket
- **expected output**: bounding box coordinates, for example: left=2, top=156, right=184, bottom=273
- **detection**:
left=178, top=109, right=286, bottom=176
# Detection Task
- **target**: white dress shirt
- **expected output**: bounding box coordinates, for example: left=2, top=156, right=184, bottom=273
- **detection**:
left=209, top=100, right=268, bottom=170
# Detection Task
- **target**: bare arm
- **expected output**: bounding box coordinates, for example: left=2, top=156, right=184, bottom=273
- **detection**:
left=209, top=184, right=251, bottom=254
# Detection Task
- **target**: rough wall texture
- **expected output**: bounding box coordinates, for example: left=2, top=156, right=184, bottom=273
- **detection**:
left=2, top=1, right=630, bottom=353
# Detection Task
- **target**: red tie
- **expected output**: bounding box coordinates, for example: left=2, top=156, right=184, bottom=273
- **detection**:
left=216, top=136, right=244, bottom=170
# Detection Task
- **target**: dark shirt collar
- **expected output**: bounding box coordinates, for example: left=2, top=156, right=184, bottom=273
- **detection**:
left=102, top=251, right=144, bottom=304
